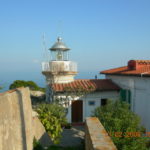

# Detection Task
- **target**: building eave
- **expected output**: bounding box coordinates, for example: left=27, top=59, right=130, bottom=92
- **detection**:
left=100, top=73, right=150, bottom=77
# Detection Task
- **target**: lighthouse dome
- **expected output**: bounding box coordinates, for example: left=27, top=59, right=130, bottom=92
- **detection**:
left=50, top=37, right=70, bottom=51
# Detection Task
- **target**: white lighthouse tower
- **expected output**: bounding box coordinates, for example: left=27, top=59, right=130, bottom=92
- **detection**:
left=42, top=37, right=77, bottom=102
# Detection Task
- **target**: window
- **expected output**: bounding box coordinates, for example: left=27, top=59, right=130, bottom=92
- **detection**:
left=88, top=101, right=95, bottom=106
left=101, top=99, right=107, bottom=106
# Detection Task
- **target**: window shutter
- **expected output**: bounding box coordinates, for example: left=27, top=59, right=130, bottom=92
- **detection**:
left=120, top=89, right=131, bottom=104
left=120, top=89, right=126, bottom=101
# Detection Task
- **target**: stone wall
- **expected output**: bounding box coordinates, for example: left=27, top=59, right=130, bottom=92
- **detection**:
left=0, top=87, right=51, bottom=150
left=85, top=117, right=117, bottom=150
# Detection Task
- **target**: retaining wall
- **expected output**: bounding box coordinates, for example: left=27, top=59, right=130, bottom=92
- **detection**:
left=85, top=117, right=117, bottom=150
left=0, top=87, right=51, bottom=150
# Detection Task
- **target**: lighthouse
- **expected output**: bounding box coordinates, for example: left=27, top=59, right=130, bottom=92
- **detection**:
left=41, top=37, right=121, bottom=123
left=42, top=37, right=77, bottom=102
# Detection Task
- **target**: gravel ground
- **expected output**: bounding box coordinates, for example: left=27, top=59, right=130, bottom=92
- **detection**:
left=59, top=126, right=85, bottom=147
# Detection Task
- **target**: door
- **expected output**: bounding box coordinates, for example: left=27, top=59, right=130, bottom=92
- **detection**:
left=71, top=100, right=83, bottom=123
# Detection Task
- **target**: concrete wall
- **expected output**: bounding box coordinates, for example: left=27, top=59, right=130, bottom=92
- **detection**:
left=0, top=87, right=51, bottom=150
left=106, top=75, right=150, bottom=131
left=85, top=117, right=117, bottom=150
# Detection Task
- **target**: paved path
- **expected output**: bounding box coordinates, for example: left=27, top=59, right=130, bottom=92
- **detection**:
left=59, top=126, right=85, bottom=147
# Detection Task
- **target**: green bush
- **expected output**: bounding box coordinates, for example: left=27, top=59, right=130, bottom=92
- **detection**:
left=9, top=80, right=45, bottom=92
left=36, top=103, right=67, bottom=144
left=93, top=100, right=149, bottom=150
left=33, top=138, right=44, bottom=150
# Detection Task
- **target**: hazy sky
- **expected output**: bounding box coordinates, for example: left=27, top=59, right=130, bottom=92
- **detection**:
left=0, top=0, right=150, bottom=88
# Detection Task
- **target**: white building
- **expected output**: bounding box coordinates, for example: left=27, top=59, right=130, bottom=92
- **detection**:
left=52, top=79, right=120, bottom=123
left=101, top=60, right=150, bottom=131
left=42, top=37, right=120, bottom=123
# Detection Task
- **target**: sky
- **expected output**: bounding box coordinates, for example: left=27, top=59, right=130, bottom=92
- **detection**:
left=0, top=0, right=150, bottom=90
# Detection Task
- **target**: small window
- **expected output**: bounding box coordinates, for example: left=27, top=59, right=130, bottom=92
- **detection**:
left=88, top=101, right=95, bottom=106
left=101, top=99, right=107, bottom=106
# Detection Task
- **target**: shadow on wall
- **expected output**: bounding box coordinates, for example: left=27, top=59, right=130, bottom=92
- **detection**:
left=17, top=90, right=27, bottom=150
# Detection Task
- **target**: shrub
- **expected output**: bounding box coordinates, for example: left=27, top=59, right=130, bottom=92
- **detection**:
left=93, top=100, right=149, bottom=150
left=36, top=103, right=67, bottom=144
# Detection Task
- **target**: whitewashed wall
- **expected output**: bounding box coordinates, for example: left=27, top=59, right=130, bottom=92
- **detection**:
left=57, top=91, right=119, bottom=123
left=106, top=75, right=150, bottom=131
left=82, top=91, right=119, bottom=121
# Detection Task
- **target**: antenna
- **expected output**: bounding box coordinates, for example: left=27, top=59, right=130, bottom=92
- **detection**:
left=42, top=33, right=50, bottom=61
left=57, top=20, right=63, bottom=38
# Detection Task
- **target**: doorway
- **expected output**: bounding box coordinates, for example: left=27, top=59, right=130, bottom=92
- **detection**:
left=71, top=100, right=83, bottom=123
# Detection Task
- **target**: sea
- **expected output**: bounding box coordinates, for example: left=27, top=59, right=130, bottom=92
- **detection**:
left=0, top=71, right=104, bottom=93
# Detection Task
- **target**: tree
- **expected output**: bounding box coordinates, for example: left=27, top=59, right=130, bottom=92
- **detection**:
left=9, top=80, right=45, bottom=92
left=93, top=100, right=149, bottom=150
left=35, top=103, right=67, bottom=144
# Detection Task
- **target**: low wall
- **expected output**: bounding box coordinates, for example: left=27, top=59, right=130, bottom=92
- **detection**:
left=0, top=87, right=51, bottom=150
left=85, top=117, right=117, bottom=150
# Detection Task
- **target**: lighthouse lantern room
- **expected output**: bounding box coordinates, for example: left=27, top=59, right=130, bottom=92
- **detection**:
left=42, top=37, right=77, bottom=85
left=50, top=37, right=70, bottom=61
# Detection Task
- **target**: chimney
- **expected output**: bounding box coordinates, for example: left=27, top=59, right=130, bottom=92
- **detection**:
left=128, top=60, right=137, bottom=70
left=128, top=60, right=150, bottom=70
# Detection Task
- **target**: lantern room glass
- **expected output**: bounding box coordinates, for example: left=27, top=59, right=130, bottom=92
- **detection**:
left=51, top=50, right=69, bottom=61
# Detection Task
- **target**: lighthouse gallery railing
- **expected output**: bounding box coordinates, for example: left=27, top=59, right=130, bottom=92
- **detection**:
left=42, top=61, right=77, bottom=73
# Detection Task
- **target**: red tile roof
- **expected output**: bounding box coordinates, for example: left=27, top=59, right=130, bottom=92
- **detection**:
left=52, top=79, right=120, bottom=92
left=101, top=60, right=150, bottom=77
